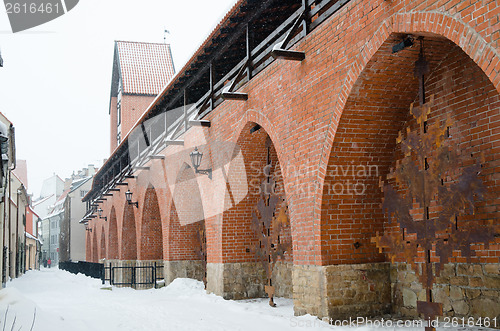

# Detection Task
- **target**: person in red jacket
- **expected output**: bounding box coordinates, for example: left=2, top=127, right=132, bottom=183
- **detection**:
left=47, top=258, right=51, bottom=268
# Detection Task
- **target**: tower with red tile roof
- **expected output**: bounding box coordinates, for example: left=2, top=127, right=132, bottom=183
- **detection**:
left=109, top=41, right=175, bottom=154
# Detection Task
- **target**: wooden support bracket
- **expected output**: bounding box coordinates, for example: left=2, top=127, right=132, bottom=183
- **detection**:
left=165, top=139, right=185, bottom=146
left=189, top=120, right=211, bottom=127
left=222, top=59, right=249, bottom=101
left=271, top=10, right=306, bottom=61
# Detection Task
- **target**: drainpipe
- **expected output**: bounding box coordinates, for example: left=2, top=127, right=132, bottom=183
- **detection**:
left=7, top=171, right=11, bottom=279
left=8, top=125, right=15, bottom=280
left=15, top=187, right=19, bottom=278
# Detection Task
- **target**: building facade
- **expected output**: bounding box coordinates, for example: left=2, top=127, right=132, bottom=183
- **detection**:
left=109, top=41, right=176, bottom=152
left=35, top=174, right=64, bottom=262
left=0, top=113, right=31, bottom=285
left=25, top=206, right=41, bottom=270
left=84, top=0, right=499, bottom=324
left=59, top=165, right=96, bottom=262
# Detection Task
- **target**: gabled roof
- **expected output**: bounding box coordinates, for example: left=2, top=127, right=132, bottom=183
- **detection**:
left=70, top=176, right=92, bottom=193
left=112, top=41, right=176, bottom=96
left=32, top=194, right=54, bottom=207
left=44, top=189, right=70, bottom=219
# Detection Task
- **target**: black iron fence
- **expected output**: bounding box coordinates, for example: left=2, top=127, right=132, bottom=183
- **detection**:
left=104, top=262, right=164, bottom=289
left=59, top=261, right=104, bottom=281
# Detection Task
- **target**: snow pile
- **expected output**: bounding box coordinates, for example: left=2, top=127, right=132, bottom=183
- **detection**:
left=0, top=268, right=494, bottom=330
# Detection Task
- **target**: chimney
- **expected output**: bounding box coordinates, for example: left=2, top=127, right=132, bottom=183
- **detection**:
left=88, top=164, right=96, bottom=176
left=64, top=178, right=72, bottom=190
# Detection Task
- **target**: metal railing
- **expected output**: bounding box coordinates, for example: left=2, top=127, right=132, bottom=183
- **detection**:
left=59, top=261, right=104, bottom=281
left=84, top=0, right=353, bottom=210
left=104, top=262, right=164, bottom=289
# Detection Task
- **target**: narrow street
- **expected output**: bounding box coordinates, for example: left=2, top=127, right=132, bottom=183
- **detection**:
left=0, top=268, right=317, bottom=331
left=1, top=268, right=492, bottom=331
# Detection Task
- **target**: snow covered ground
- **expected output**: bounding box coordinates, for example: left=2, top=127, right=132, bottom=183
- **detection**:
left=0, top=268, right=493, bottom=330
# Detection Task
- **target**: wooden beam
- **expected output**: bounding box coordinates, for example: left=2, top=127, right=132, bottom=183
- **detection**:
left=270, top=9, right=306, bottom=62
left=150, top=155, right=165, bottom=160
left=165, top=139, right=185, bottom=145
left=271, top=43, right=305, bottom=61
left=189, top=120, right=211, bottom=127
left=164, top=0, right=277, bottom=112
left=222, top=89, right=249, bottom=101
left=116, top=182, right=128, bottom=186
left=134, top=166, right=150, bottom=171
left=108, top=188, right=120, bottom=192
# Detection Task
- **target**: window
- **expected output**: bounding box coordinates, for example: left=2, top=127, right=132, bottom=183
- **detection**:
left=80, top=190, right=88, bottom=198
left=117, top=100, right=122, bottom=125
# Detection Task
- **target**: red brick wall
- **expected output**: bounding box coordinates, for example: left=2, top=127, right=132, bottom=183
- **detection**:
left=168, top=166, right=202, bottom=261
left=110, top=94, right=156, bottom=154
left=220, top=122, right=291, bottom=263
left=86, top=231, right=91, bottom=262
left=139, top=187, right=163, bottom=260
left=320, top=34, right=500, bottom=266
left=121, top=203, right=137, bottom=260
left=100, top=227, right=106, bottom=260
left=121, top=95, right=156, bottom=141
left=92, top=0, right=500, bottom=269
left=108, top=207, right=119, bottom=259
left=92, top=230, right=98, bottom=263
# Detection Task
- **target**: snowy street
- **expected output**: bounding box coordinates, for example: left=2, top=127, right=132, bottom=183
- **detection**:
left=0, top=268, right=490, bottom=331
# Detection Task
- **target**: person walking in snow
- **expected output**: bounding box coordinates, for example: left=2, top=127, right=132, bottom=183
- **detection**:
left=47, top=258, right=51, bottom=268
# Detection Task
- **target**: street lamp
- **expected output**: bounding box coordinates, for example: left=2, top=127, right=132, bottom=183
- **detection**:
left=97, top=208, right=107, bottom=222
left=190, top=147, right=212, bottom=179
left=125, top=190, right=138, bottom=208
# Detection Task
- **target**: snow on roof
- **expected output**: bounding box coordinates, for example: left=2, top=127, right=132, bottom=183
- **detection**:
left=25, top=231, right=42, bottom=243
left=32, top=194, right=54, bottom=206
left=70, top=176, right=91, bottom=193
left=116, top=41, right=175, bottom=95
left=44, top=189, right=70, bottom=218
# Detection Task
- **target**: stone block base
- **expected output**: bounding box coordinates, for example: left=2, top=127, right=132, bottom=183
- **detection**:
left=206, top=261, right=293, bottom=300
left=293, top=262, right=391, bottom=320
left=164, top=260, right=204, bottom=285
left=391, top=262, right=500, bottom=326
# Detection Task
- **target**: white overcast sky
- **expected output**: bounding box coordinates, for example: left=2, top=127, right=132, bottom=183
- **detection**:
left=0, top=0, right=236, bottom=197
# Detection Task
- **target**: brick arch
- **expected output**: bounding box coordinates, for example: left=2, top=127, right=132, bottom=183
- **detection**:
left=319, top=31, right=500, bottom=265
left=316, top=11, right=500, bottom=238
left=167, top=164, right=203, bottom=262
left=108, top=206, right=119, bottom=259
left=121, top=202, right=137, bottom=260
left=139, top=185, right=163, bottom=260
left=100, top=226, right=106, bottom=260
left=220, top=121, right=291, bottom=264
left=92, top=229, right=98, bottom=263
left=86, top=231, right=91, bottom=261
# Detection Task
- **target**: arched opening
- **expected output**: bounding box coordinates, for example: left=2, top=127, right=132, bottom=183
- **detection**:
left=166, top=164, right=205, bottom=283
left=108, top=207, right=119, bottom=259
left=100, top=227, right=106, bottom=260
left=121, top=203, right=137, bottom=260
left=217, top=122, right=292, bottom=300
left=320, top=33, right=500, bottom=319
left=86, top=230, right=91, bottom=261
left=92, top=229, right=98, bottom=263
left=140, top=186, right=163, bottom=260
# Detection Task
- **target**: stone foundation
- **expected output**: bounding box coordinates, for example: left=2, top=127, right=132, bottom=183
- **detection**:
left=293, top=262, right=392, bottom=320
left=164, top=260, right=204, bottom=285
left=391, top=263, right=500, bottom=326
left=207, top=261, right=293, bottom=300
